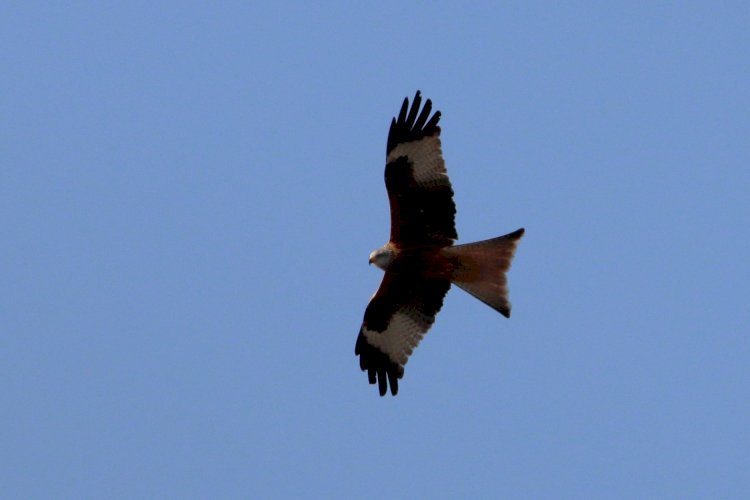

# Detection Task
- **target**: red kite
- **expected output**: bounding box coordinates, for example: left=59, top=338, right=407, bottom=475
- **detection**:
left=355, top=91, right=524, bottom=396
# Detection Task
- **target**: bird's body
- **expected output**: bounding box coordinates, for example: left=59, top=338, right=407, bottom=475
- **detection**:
left=355, top=91, right=524, bottom=396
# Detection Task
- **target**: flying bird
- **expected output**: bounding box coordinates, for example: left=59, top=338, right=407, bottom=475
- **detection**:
left=355, top=91, right=525, bottom=396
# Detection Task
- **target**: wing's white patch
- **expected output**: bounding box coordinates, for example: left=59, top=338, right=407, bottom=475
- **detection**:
left=362, top=310, right=433, bottom=367
left=387, top=136, right=449, bottom=188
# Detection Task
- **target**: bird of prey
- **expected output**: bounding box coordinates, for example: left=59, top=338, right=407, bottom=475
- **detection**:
left=355, top=91, right=524, bottom=396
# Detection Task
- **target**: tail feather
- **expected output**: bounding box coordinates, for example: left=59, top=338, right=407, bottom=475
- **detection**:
left=444, top=228, right=524, bottom=317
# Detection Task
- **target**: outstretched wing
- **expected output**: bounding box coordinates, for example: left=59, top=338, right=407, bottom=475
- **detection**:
left=355, top=266, right=451, bottom=396
left=385, top=91, right=457, bottom=247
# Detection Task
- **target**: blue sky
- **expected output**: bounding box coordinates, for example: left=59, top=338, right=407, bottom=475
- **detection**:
left=2, top=2, right=749, bottom=498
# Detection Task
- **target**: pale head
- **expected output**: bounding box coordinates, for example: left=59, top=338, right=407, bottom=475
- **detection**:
left=369, top=245, right=396, bottom=270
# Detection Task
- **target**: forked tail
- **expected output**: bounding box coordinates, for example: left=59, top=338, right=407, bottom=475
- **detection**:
left=444, top=228, right=524, bottom=317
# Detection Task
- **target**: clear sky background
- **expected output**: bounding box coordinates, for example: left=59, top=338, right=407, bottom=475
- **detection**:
left=2, top=2, right=749, bottom=498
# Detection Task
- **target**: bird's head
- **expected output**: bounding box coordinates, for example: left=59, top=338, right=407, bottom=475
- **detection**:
left=369, top=245, right=395, bottom=270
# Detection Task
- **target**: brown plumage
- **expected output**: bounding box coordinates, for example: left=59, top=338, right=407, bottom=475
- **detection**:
left=355, top=91, right=524, bottom=396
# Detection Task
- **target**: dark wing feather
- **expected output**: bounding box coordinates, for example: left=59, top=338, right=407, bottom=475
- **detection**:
left=355, top=266, right=451, bottom=396
left=385, top=91, right=457, bottom=247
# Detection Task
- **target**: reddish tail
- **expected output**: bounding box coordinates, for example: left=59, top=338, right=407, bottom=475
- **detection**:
left=444, top=228, right=524, bottom=317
